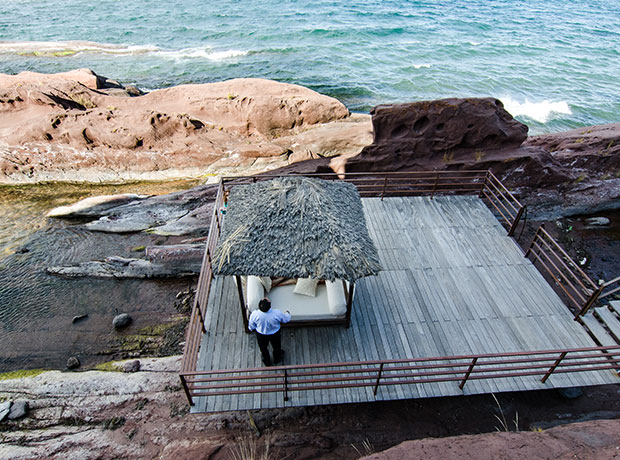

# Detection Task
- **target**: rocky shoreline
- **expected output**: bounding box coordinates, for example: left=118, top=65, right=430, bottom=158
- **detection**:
left=2, top=69, right=619, bottom=219
left=2, top=355, right=620, bottom=460
left=0, top=69, right=371, bottom=184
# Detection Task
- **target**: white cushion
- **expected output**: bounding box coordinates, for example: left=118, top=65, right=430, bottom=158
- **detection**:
left=293, top=278, right=319, bottom=297
left=326, top=280, right=347, bottom=316
left=246, top=276, right=264, bottom=312
left=259, top=276, right=272, bottom=293
left=269, top=284, right=336, bottom=321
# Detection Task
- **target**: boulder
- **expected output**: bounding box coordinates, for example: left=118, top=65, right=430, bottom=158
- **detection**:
left=123, top=360, right=141, bottom=373
left=8, top=400, right=29, bottom=420
left=0, top=401, right=11, bottom=421
left=113, top=313, right=132, bottom=329
left=66, top=356, right=80, bottom=369
left=345, top=98, right=528, bottom=171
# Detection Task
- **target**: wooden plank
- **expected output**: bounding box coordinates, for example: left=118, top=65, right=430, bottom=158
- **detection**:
left=595, top=307, right=620, bottom=342
left=581, top=314, right=618, bottom=347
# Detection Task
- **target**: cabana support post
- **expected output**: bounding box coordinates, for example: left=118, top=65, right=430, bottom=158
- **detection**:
left=345, top=281, right=355, bottom=328
left=235, top=275, right=250, bottom=333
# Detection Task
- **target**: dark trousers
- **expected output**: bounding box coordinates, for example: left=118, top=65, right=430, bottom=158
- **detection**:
left=256, top=330, right=282, bottom=365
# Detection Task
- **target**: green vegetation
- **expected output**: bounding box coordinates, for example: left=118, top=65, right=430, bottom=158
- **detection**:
left=0, top=369, right=47, bottom=381
left=93, top=361, right=123, bottom=372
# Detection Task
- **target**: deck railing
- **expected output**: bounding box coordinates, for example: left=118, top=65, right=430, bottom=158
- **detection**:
left=179, top=179, right=225, bottom=403
left=178, top=169, right=537, bottom=406
left=523, top=224, right=615, bottom=319
left=220, top=170, right=526, bottom=235
left=181, top=345, right=620, bottom=406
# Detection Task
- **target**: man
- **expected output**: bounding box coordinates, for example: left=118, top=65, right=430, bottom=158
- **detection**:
left=248, top=297, right=291, bottom=366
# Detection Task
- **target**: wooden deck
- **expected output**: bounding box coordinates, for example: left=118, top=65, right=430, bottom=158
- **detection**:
left=192, top=196, right=619, bottom=412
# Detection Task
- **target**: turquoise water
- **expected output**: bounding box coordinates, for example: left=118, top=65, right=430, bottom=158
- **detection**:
left=1, top=0, right=619, bottom=134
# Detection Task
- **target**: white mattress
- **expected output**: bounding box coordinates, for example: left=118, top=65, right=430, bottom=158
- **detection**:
left=267, top=284, right=345, bottom=321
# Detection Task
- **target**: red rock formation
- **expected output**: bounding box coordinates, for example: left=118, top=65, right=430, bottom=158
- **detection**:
left=0, top=70, right=372, bottom=183
left=344, top=98, right=528, bottom=172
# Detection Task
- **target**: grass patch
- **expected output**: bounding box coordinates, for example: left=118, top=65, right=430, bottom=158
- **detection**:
left=94, top=361, right=123, bottom=372
left=0, top=369, right=47, bottom=381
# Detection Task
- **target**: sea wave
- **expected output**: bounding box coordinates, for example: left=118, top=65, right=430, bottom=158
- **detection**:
left=0, top=40, right=159, bottom=57
left=500, top=97, right=572, bottom=123
left=155, top=47, right=248, bottom=61
left=0, top=41, right=248, bottom=61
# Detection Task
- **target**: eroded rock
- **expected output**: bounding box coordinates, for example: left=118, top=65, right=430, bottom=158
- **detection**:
left=346, top=98, right=528, bottom=171
left=0, top=70, right=367, bottom=184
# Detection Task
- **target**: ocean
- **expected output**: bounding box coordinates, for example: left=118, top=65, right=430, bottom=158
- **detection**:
left=1, top=0, right=619, bottom=135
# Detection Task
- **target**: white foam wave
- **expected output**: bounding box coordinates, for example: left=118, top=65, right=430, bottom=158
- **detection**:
left=0, top=40, right=159, bottom=56
left=155, top=47, right=248, bottom=61
left=412, top=63, right=431, bottom=69
left=0, top=41, right=247, bottom=61
left=500, top=97, right=572, bottom=123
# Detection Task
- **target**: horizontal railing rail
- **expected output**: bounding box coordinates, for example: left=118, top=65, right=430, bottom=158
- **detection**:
left=523, top=224, right=605, bottom=318
left=481, top=171, right=525, bottom=236
left=180, top=345, right=620, bottom=405
left=600, top=276, right=620, bottom=301
left=220, top=170, right=526, bottom=235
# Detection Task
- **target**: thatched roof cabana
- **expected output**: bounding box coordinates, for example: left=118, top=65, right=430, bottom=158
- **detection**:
left=213, top=176, right=381, bottom=282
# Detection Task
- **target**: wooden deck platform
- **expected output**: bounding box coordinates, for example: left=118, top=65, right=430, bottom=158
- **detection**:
left=192, top=196, right=619, bottom=413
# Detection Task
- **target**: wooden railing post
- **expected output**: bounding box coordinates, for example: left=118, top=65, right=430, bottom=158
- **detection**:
left=380, top=175, right=388, bottom=201
left=179, top=375, right=194, bottom=406
left=541, top=352, right=567, bottom=383
left=373, top=363, right=384, bottom=396
left=508, top=206, right=525, bottom=237
left=459, top=357, right=478, bottom=390
left=431, top=172, right=439, bottom=199
left=575, top=285, right=604, bottom=319
left=479, top=171, right=490, bottom=198
left=284, top=369, right=289, bottom=401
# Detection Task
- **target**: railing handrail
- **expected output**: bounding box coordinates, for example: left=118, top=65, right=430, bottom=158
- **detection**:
left=522, top=224, right=612, bottom=318
left=179, top=170, right=531, bottom=406
left=600, top=275, right=620, bottom=300
left=180, top=345, right=620, bottom=403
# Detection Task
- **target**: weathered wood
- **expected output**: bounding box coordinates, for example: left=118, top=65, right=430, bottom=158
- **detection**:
left=190, top=196, right=618, bottom=413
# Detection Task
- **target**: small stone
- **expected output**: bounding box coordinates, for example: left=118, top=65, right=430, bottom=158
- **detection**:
left=123, top=360, right=140, bottom=373
left=113, top=313, right=132, bottom=329
left=8, top=401, right=28, bottom=420
left=585, top=217, right=611, bottom=226
left=558, top=387, right=583, bottom=399
left=0, top=401, right=12, bottom=422
left=72, top=314, right=88, bottom=324
left=66, top=356, right=80, bottom=369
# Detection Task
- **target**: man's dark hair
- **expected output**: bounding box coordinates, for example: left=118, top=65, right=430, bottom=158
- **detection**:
left=258, top=298, right=271, bottom=312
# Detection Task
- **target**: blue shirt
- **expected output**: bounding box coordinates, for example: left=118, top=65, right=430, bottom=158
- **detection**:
left=248, top=308, right=291, bottom=335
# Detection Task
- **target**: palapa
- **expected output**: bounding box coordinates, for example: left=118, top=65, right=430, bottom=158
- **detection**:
left=213, top=176, right=382, bottom=281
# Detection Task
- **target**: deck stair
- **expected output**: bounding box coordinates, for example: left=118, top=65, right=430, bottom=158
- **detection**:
left=580, top=301, right=620, bottom=348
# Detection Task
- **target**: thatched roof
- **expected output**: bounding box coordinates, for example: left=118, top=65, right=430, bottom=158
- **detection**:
left=213, top=177, right=381, bottom=281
